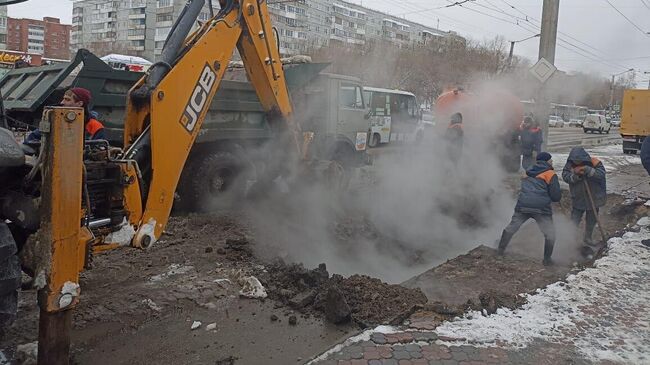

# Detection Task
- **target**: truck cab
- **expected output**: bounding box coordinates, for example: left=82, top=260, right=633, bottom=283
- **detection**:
left=292, top=73, right=370, bottom=168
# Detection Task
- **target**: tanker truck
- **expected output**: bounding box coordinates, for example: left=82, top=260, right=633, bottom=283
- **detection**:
left=434, top=87, right=523, bottom=172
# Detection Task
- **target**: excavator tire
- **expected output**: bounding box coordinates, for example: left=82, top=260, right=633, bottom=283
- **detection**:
left=0, top=222, right=20, bottom=334
left=180, top=151, right=245, bottom=212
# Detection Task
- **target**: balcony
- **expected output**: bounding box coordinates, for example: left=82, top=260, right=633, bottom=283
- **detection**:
left=129, top=13, right=146, bottom=20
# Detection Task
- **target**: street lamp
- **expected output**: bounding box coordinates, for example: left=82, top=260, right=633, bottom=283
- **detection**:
left=609, top=68, right=634, bottom=107
left=507, top=34, right=541, bottom=68
left=644, top=71, right=650, bottom=90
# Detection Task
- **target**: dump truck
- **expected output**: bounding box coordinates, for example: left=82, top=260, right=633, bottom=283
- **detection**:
left=620, top=89, right=650, bottom=154
left=0, top=49, right=371, bottom=211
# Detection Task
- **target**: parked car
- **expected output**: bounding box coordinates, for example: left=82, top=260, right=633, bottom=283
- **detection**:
left=583, top=114, right=611, bottom=134
left=548, top=115, right=564, bottom=127
left=611, top=119, right=621, bottom=127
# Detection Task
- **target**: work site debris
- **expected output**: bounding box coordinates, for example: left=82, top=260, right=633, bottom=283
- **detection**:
left=323, top=286, right=351, bottom=324
left=142, top=298, right=162, bottom=312
left=190, top=321, right=202, bottom=330
left=238, top=276, right=268, bottom=299
left=205, top=323, right=217, bottom=331
left=262, top=262, right=426, bottom=326
left=15, top=342, right=37, bottom=365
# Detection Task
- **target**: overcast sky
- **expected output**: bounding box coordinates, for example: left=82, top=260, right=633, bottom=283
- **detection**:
left=7, top=0, right=650, bottom=83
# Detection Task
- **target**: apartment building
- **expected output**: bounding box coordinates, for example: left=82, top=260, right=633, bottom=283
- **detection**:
left=71, top=0, right=464, bottom=60
left=268, top=0, right=465, bottom=56
left=71, top=0, right=217, bottom=61
left=0, top=6, right=7, bottom=50
left=7, top=17, right=71, bottom=60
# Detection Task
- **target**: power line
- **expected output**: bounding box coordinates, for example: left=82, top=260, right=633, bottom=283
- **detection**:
left=642, top=0, right=650, bottom=10
left=604, top=0, right=649, bottom=37
left=471, top=0, right=635, bottom=71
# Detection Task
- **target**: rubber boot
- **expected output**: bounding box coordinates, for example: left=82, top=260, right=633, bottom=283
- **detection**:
left=497, top=230, right=513, bottom=256
left=542, top=239, right=555, bottom=266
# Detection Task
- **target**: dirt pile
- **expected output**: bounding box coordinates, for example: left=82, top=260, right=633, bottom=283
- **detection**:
left=260, top=262, right=427, bottom=327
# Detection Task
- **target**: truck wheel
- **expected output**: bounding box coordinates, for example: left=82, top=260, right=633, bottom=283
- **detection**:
left=583, top=129, right=588, bottom=134
left=0, top=223, right=20, bottom=334
left=368, top=133, right=380, bottom=148
left=178, top=151, right=244, bottom=212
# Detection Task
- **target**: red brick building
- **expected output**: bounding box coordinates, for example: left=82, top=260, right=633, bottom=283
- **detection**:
left=7, top=17, right=71, bottom=60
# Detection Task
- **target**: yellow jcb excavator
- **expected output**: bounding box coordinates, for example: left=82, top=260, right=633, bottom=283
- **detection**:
left=0, top=0, right=331, bottom=362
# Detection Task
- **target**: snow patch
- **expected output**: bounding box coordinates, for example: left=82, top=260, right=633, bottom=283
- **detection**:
left=238, top=276, right=267, bottom=299
left=105, top=218, right=136, bottom=246
left=436, top=229, right=650, bottom=364
left=149, top=264, right=194, bottom=282
left=307, top=325, right=399, bottom=364
left=191, top=321, right=202, bottom=330
left=636, top=217, right=650, bottom=227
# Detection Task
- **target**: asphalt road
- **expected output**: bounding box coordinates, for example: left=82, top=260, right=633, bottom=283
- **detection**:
left=546, top=126, right=621, bottom=152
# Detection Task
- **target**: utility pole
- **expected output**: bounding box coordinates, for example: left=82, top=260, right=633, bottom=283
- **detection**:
left=609, top=74, right=616, bottom=106
left=507, top=41, right=515, bottom=68
left=536, top=0, right=560, bottom=150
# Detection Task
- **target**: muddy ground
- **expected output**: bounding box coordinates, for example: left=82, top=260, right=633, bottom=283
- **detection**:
left=0, top=188, right=643, bottom=364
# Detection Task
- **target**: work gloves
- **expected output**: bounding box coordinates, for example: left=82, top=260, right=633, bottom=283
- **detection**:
left=569, top=165, right=595, bottom=183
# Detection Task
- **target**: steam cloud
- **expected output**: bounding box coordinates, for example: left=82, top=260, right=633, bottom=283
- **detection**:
left=223, top=74, right=587, bottom=284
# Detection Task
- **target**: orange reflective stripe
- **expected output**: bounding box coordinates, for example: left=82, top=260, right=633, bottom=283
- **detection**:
left=591, top=157, right=600, bottom=167
left=536, top=170, right=556, bottom=185
left=448, top=124, right=463, bottom=130
left=85, top=118, right=104, bottom=136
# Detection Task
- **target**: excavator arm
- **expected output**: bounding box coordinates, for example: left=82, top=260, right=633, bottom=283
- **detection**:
left=120, top=0, right=300, bottom=248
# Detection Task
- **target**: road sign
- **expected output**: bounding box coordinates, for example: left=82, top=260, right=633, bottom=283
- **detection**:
left=530, top=57, right=557, bottom=84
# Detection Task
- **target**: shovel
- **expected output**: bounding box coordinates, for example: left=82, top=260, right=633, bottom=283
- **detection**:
left=583, top=178, right=609, bottom=257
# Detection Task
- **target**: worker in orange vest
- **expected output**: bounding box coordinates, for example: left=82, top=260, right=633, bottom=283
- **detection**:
left=25, top=87, right=105, bottom=143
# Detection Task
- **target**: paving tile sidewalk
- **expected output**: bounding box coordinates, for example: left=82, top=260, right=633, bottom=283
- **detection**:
left=310, top=219, right=650, bottom=365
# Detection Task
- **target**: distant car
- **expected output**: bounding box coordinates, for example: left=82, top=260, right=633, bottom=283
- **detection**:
left=568, top=118, right=583, bottom=127
left=583, top=114, right=611, bottom=134
left=548, top=115, right=564, bottom=127
left=611, top=120, right=621, bottom=127
left=421, top=111, right=435, bottom=127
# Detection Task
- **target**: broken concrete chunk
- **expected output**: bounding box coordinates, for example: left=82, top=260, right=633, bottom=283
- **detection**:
left=238, top=276, right=268, bottom=299
left=191, top=321, right=202, bottom=330
left=206, top=323, right=217, bottom=331
left=324, top=286, right=351, bottom=324
left=289, top=290, right=316, bottom=309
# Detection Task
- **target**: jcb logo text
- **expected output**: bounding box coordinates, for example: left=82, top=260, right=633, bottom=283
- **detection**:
left=180, top=63, right=216, bottom=133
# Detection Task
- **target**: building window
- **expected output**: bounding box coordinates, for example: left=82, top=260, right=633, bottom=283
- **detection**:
left=0, top=34, right=6, bottom=44
left=155, top=41, right=165, bottom=48
left=130, top=40, right=145, bottom=46
left=157, top=13, right=173, bottom=22
left=286, top=29, right=294, bottom=37
left=0, top=17, right=6, bottom=29
left=156, top=27, right=171, bottom=37
left=157, top=0, right=171, bottom=8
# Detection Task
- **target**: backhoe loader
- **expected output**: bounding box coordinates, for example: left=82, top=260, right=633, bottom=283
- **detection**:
left=0, top=0, right=335, bottom=362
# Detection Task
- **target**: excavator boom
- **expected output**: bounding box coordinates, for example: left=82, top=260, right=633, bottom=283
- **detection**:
left=120, top=0, right=298, bottom=248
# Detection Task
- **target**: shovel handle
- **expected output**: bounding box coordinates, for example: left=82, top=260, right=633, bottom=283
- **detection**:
left=583, top=178, right=607, bottom=244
